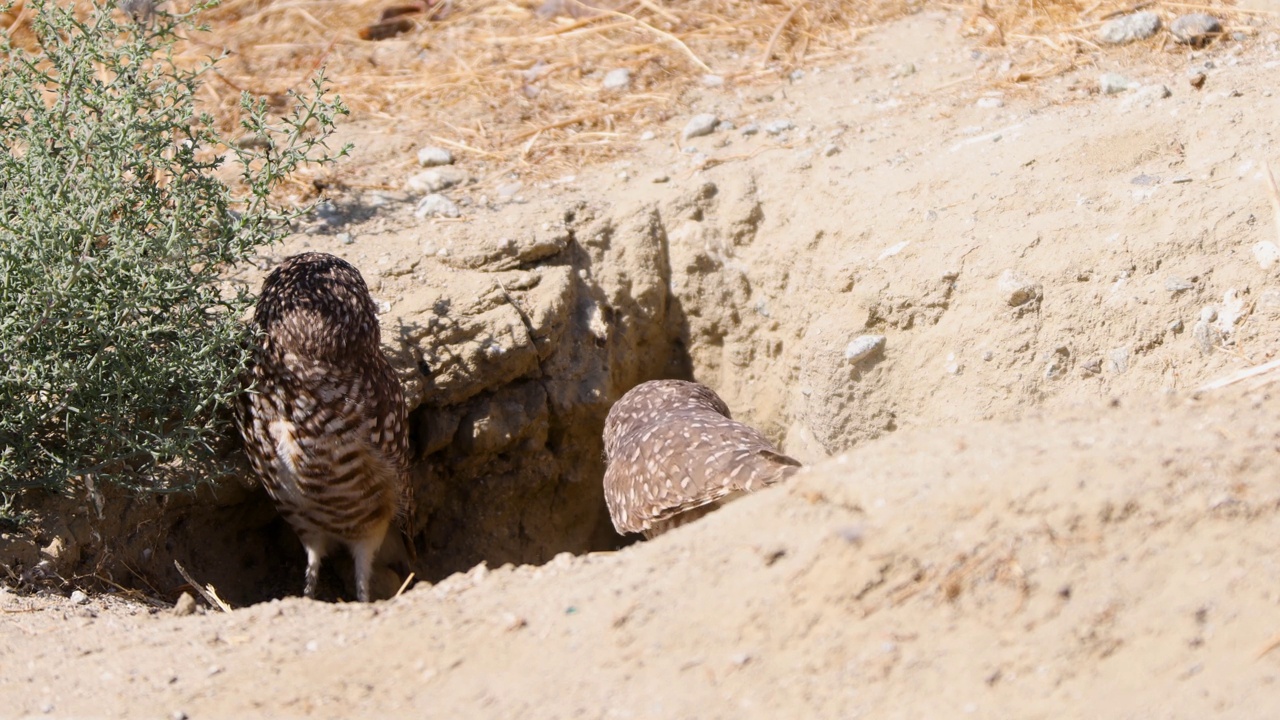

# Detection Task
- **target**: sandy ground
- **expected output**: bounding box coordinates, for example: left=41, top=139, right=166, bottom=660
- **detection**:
left=6, top=6, right=1280, bottom=718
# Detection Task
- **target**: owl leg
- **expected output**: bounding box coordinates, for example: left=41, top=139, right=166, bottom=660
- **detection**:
left=301, top=535, right=331, bottom=600
left=348, top=534, right=384, bottom=603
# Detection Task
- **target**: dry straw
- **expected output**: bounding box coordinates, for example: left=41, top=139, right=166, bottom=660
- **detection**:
left=2, top=0, right=1250, bottom=189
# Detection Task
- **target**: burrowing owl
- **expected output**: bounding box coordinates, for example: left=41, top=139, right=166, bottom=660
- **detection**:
left=238, top=252, right=409, bottom=602
left=603, top=379, right=801, bottom=538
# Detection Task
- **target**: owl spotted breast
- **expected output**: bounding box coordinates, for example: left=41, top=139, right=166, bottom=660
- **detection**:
left=603, top=379, right=802, bottom=538
left=238, top=252, right=409, bottom=602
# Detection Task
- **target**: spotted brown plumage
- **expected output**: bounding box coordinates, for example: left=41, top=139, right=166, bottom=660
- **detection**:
left=238, top=252, right=409, bottom=602
left=602, top=379, right=801, bottom=538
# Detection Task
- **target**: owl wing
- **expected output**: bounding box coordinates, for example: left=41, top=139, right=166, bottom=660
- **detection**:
left=604, top=413, right=801, bottom=535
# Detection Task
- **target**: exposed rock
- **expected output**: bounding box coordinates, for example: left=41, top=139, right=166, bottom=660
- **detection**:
left=844, top=335, right=886, bottom=364
left=682, top=114, right=719, bottom=140
left=172, top=592, right=197, bottom=616
left=1100, top=73, right=1138, bottom=95
left=407, top=168, right=466, bottom=194
left=417, top=146, right=454, bottom=167
left=997, top=269, right=1041, bottom=309
left=1170, top=14, right=1222, bottom=47
left=384, top=201, right=690, bottom=577
left=1097, top=12, right=1161, bottom=45
left=415, top=194, right=461, bottom=219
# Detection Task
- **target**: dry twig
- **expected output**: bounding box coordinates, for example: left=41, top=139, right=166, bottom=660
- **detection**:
left=173, top=560, right=234, bottom=613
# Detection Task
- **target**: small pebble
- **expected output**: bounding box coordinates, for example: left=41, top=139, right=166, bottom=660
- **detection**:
left=701, top=74, right=725, bottom=87
left=823, top=143, right=840, bottom=157
left=1124, top=84, right=1171, bottom=108
left=1189, top=72, right=1207, bottom=89
left=976, top=97, right=1004, bottom=109
left=172, top=592, right=197, bottom=617
left=70, top=590, right=88, bottom=605
left=741, top=123, right=761, bottom=136
left=764, top=119, right=795, bottom=135
left=406, top=168, right=465, bottom=194
left=651, top=174, right=670, bottom=184
left=416, top=146, right=454, bottom=167
left=682, top=113, right=719, bottom=140
left=1165, top=277, right=1195, bottom=294
left=602, top=68, right=631, bottom=91
left=337, top=232, right=354, bottom=245
left=415, top=194, right=461, bottom=219
left=997, top=269, right=1041, bottom=307
left=639, top=130, right=656, bottom=141
left=1254, top=241, right=1280, bottom=269
left=1096, top=11, right=1161, bottom=45
left=845, top=335, right=886, bottom=363
left=1170, top=14, right=1222, bottom=47
left=1044, top=347, right=1071, bottom=380
left=1108, top=347, right=1131, bottom=374
left=497, top=182, right=522, bottom=200
left=1099, top=73, right=1137, bottom=95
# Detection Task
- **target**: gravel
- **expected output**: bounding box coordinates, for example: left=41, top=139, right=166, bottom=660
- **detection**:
left=1170, top=14, right=1222, bottom=46
left=415, top=194, right=461, bottom=219
left=1097, top=12, right=1161, bottom=45
left=70, top=590, right=89, bottom=605
left=417, top=146, right=454, bottom=167
left=682, top=113, right=719, bottom=140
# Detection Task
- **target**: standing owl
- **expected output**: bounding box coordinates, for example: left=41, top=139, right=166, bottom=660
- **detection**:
left=238, top=252, right=409, bottom=602
left=603, top=379, right=802, bottom=538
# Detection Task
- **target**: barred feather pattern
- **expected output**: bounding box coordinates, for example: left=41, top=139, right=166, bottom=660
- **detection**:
left=602, top=379, right=802, bottom=538
left=238, top=252, right=409, bottom=602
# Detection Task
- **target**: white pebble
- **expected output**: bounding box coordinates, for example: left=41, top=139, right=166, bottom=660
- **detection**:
left=845, top=335, right=886, bottom=363
left=602, top=68, right=631, bottom=91
left=682, top=113, right=719, bottom=140
left=416, top=146, right=454, bottom=167
left=415, top=194, right=461, bottom=219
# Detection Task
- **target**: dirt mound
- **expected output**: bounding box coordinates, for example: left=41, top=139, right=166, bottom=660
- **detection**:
left=5, top=386, right=1280, bottom=718
left=5, top=5, right=1280, bottom=715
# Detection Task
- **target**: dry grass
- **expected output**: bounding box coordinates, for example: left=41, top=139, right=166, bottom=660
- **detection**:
left=2, top=0, right=1252, bottom=189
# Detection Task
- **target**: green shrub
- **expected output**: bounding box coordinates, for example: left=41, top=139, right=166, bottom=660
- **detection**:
left=0, top=0, right=347, bottom=501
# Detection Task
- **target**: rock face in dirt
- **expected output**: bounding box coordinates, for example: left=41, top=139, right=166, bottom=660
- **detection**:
left=384, top=200, right=691, bottom=580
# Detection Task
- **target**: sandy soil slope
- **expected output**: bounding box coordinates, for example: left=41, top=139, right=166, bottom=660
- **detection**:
left=5, top=7, right=1280, bottom=719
